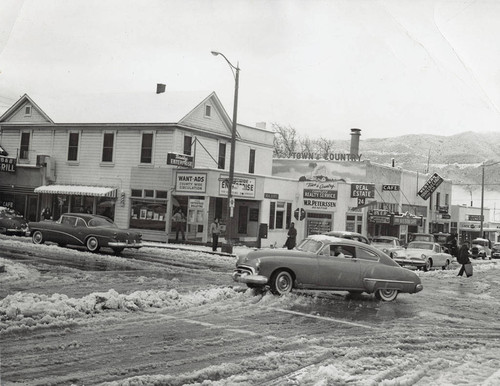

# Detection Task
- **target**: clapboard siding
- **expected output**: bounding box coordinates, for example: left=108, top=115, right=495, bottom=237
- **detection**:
left=5, top=101, right=50, bottom=123
left=181, top=97, right=230, bottom=135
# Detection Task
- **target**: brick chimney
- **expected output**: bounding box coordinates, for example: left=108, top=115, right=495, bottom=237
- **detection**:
left=156, top=83, right=166, bottom=94
left=350, top=128, right=361, bottom=156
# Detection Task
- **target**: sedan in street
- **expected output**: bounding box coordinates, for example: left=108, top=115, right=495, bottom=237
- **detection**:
left=0, top=206, right=29, bottom=236
left=392, top=241, right=452, bottom=271
left=232, top=235, right=423, bottom=302
left=370, top=236, right=404, bottom=258
left=29, top=213, right=142, bottom=254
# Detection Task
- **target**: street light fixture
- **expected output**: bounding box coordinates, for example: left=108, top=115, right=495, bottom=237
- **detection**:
left=211, top=50, right=240, bottom=254
left=480, top=160, right=500, bottom=236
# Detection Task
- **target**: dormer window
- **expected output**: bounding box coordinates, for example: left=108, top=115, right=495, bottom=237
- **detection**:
left=204, top=104, right=212, bottom=118
left=24, top=105, right=32, bottom=116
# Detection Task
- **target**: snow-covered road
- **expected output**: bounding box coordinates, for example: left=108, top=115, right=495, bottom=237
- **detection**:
left=1, top=236, right=500, bottom=385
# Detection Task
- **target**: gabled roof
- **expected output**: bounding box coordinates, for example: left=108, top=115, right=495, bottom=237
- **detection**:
left=0, top=90, right=224, bottom=125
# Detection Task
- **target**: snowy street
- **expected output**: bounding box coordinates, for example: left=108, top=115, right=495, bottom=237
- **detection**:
left=1, top=236, right=500, bottom=385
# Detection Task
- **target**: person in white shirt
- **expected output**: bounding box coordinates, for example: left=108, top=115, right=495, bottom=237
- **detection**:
left=209, top=218, right=221, bottom=251
left=332, top=245, right=345, bottom=258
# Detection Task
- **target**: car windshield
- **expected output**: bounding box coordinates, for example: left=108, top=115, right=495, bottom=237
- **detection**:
left=472, top=239, right=488, bottom=247
left=408, top=242, right=433, bottom=250
left=88, top=217, right=116, bottom=227
left=296, top=238, right=323, bottom=253
left=372, top=239, right=393, bottom=244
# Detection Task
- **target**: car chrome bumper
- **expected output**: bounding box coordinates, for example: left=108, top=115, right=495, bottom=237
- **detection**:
left=232, top=271, right=268, bottom=285
left=108, top=241, right=143, bottom=248
left=394, top=259, right=425, bottom=267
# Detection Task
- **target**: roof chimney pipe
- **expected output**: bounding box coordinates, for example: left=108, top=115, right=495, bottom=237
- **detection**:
left=350, top=128, right=361, bottom=156
left=156, top=83, right=166, bottom=94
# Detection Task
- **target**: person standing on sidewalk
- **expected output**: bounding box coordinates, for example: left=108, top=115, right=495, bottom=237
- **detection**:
left=210, top=218, right=221, bottom=251
left=457, top=240, right=472, bottom=277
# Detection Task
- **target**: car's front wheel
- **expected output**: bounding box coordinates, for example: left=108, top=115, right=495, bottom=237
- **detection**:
left=32, top=230, right=44, bottom=245
left=442, top=259, right=450, bottom=270
left=423, top=259, right=432, bottom=272
left=375, top=289, right=399, bottom=302
left=270, top=270, right=293, bottom=295
left=86, top=236, right=100, bottom=252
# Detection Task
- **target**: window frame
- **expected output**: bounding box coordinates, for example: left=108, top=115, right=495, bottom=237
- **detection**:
left=140, top=132, right=154, bottom=164
left=204, top=104, right=212, bottom=118
left=19, top=131, right=31, bottom=160
left=248, top=148, right=255, bottom=174
left=101, top=131, right=115, bottom=163
left=183, top=135, right=192, bottom=156
left=24, top=105, right=32, bottom=117
left=67, top=131, right=80, bottom=162
left=218, top=142, right=226, bottom=169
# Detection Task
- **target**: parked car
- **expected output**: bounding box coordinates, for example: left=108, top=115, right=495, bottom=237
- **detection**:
left=408, top=233, right=434, bottom=243
left=0, top=206, right=30, bottom=236
left=433, top=232, right=453, bottom=254
left=232, top=234, right=423, bottom=302
left=370, top=236, right=404, bottom=257
left=29, top=213, right=142, bottom=254
left=492, top=242, right=500, bottom=259
left=392, top=241, right=452, bottom=271
left=323, top=230, right=370, bottom=244
left=470, top=238, right=492, bottom=260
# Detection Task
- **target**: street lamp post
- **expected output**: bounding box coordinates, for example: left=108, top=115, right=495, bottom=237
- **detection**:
left=480, top=160, right=500, bottom=237
left=211, top=50, right=240, bottom=254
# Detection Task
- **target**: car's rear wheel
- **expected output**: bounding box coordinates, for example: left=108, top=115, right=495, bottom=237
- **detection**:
left=375, top=289, right=398, bottom=302
left=270, top=270, right=293, bottom=295
left=32, top=230, right=44, bottom=244
left=423, top=259, right=432, bottom=272
left=86, top=236, right=100, bottom=252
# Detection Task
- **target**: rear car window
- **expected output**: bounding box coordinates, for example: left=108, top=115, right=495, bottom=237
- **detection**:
left=356, top=247, right=379, bottom=261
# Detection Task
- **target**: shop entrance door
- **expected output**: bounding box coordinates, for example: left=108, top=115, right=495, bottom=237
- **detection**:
left=27, top=196, right=38, bottom=222
left=238, top=206, right=248, bottom=234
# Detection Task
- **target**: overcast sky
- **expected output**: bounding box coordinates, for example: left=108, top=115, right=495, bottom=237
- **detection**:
left=1, top=0, right=499, bottom=140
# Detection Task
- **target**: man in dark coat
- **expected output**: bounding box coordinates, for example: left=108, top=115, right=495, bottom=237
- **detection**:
left=457, top=241, right=471, bottom=277
left=285, top=222, right=297, bottom=250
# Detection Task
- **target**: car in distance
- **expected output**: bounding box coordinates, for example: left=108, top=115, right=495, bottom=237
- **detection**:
left=323, top=230, right=370, bottom=244
left=370, top=236, right=404, bottom=257
left=491, top=242, right=500, bottom=259
left=0, top=206, right=30, bottom=236
left=470, top=238, right=491, bottom=260
left=392, top=241, right=452, bottom=271
left=408, top=233, right=434, bottom=243
left=29, top=213, right=142, bottom=254
left=232, top=235, right=423, bottom=302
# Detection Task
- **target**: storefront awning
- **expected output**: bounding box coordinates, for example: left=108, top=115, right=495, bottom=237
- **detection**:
left=34, top=185, right=117, bottom=198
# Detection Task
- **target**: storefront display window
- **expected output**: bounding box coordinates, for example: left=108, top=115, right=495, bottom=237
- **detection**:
left=130, top=189, right=167, bottom=231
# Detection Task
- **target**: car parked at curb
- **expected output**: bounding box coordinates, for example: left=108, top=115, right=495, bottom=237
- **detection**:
left=370, top=236, right=404, bottom=258
left=29, top=213, right=142, bottom=254
left=392, top=241, right=452, bottom=271
left=0, top=206, right=30, bottom=236
left=470, top=238, right=492, bottom=260
left=492, top=242, right=500, bottom=259
left=323, top=230, right=370, bottom=244
left=232, top=234, right=423, bottom=302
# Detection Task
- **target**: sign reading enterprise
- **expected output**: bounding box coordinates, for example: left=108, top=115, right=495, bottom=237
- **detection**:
left=279, top=153, right=362, bottom=161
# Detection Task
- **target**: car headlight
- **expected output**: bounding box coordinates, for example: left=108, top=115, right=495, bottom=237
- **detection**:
left=392, top=252, right=398, bottom=258
left=382, top=248, right=389, bottom=253
left=421, top=254, right=427, bottom=259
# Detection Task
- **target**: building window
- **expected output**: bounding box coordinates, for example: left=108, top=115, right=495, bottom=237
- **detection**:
left=144, top=189, right=154, bottom=198
left=140, top=133, right=154, bottom=164
left=67, top=132, right=80, bottom=161
left=131, top=189, right=142, bottom=197
left=24, top=105, right=32, bottom=116
left=249, top=149, right=255, bottom=174
left=445, top=193, right=449, bottom=206
left=436, top=192, right=441, bottom=210
left=218, top=142, right=226, bottom=169
left=346, top=213, right=363, bottom=233
left=19, top=132, right=30, bottom=160
left=102, top=132, right=115, bottom=162
left=205, top=104, right=212, bottom=117
left=184, top=135, right=192, bottom=155
left=269, top=201, right=289, bottom=230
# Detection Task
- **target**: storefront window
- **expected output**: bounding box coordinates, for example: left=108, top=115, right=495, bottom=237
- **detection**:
left=70, top=196, right=94, bottom=214
left=130, top=199, right=166, bottom=231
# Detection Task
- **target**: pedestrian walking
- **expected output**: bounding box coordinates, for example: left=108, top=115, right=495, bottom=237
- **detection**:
left=172, top=209, right=186, bottom=242
left=457, top=240, right=472, bottom=277
left=284, top=222, right=297, bottom=250
left=209, top=218, right=221, bottom=251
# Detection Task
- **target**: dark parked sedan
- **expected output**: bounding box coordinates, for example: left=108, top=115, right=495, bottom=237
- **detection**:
left=29, top=213, right=142, bottom=254
left=0, top=206, right=29, bottom=236
left=233, top=235, right=423, bottom=301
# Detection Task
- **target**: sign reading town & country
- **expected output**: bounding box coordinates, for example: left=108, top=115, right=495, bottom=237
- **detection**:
left=0, top=156, right=16, bottom=173
left=350, top=183, right=375, bottom=198
left=417, top=173, right=443, bottom=200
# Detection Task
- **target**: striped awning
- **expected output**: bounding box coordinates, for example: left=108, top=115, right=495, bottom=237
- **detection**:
left=34, top=185, right=117, bottom=198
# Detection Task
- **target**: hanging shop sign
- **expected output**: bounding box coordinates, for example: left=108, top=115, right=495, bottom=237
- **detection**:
left=417, top=173, right=443, bottom=200
left=167, top=152, right=194, bottom=168
left=351, top=183, right=375, bottom=198
left=438, top=205, right=449, bottom=214
left=219, top=175, right=256, bottom=198
left=294, top=208, right=306, bottom=221
left=368, top=209, right=391, bottom=224
left=175, top=172, right=207, bottom=193
left=264, top=193, right=279, bottom=199
left=0, top=156, right=16, bottom=173
left=391, top=214, right=422, bottom=226
left=382, top=184, right=400, bottom=191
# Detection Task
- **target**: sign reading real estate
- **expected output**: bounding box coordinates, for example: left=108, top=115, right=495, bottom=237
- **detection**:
left=417, top=173, right=443, bottom=200
left=350, top=183, right=375, bottom=198
left=0, top=156, right=16, bottom=173
left=219, top=175, right=256, bottom=198
left=167, top=152, right=194, bottom=168
left=176, top=172, right=207, bottom=193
